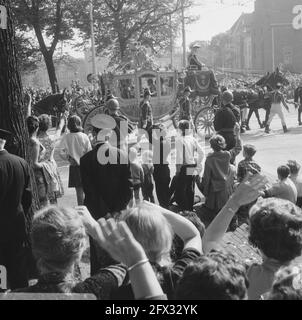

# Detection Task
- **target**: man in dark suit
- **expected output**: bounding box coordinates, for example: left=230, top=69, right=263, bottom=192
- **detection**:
left=0, top=129, right=31, bottom=290
left=80, top=115, right=132, bottom=275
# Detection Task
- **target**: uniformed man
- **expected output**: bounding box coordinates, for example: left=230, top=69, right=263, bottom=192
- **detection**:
left=214, top=90, right=241, bottom=153
left=188, top=44, right=205, bottom=70
left=80, top=115, right=132, bottom=275
left=294, top=82, right=302, bottom=126
left=265, top=83, right=290, bottom=134
left=106, top=98, right=135, bottom=152
left=179, top=86, right=193, bottom=121
left=0, top=129, right=31, bottom=290
left=139, top=88, right=154, bottom=133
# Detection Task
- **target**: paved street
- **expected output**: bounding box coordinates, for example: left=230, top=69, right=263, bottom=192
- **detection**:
left=57, top=104, right=302, bottom=208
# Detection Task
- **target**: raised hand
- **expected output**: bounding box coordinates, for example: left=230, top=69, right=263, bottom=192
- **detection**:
left=98, top=218, right=147, bottom=268
left=230, top=173, right=268, bottom=208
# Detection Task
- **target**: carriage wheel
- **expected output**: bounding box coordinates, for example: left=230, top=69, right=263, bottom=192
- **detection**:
left=194, top=107, right=215, bottom=139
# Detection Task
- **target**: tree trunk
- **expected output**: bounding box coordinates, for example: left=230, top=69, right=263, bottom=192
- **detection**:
left=0, top=0, right=40, bottom=214
left=44, top=52, right=60, bottom=94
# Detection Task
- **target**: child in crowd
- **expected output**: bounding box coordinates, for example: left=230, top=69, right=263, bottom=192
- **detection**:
left=287, top=160, right=302, bottom=208
left=129, top=147, right=144, bottom=207
left=59, top=115, right=92, bottom=205
left=237, top=144, right=262, bottom=224
left=237, top=144, right=261, bottom=183
left=261, top=165, right=297, bottom=204
left=141, top=150, right=155, bottom=203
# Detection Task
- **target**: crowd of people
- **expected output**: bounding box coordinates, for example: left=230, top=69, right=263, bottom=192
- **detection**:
left=1, top=69, right=302, bottom=301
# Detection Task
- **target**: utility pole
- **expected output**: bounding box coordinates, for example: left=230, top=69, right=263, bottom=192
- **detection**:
left=90, top=0, right=97, bottom=78
left=170, top=14, right=174, bottom=68
left=181, top=0, right=186, bottom=69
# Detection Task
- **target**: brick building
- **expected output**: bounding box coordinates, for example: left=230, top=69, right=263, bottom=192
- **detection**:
left=225, top=0, right=302, bottom=73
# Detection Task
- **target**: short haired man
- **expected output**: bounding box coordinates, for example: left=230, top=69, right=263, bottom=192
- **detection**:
left=261, top=165, right=298, bottom=204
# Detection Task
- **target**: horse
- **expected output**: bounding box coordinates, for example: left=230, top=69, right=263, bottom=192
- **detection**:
left=233, top=69, right=290, bottom=129
left=30, top=89, right=71, bottom=128
left=255, top=68, right=290, bottom=90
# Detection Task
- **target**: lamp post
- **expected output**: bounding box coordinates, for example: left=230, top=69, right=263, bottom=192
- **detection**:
left=169, top=14, right=174, bottom=68
left=90, top=0, right=97, bottom=78
left=181, top=0, right=186, bottom=69
left=270, top=23, right=292, bottom=70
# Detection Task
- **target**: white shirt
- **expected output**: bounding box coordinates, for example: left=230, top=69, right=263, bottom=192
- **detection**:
left=59, top=132, right=92, bottom=166
left=290, top=175, right=302, bottom=198
left=175, top=135, right=204, bottom=173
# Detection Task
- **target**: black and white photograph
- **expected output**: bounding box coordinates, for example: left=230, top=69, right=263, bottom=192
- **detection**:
left=0, top=0, right=302, bottom=303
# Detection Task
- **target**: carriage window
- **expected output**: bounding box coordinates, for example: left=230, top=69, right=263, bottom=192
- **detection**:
left=160, top=76, right=174, bottom=96
left=118, top=79, right=136, bottom=99
left=139, top=74, right=157, bottom=97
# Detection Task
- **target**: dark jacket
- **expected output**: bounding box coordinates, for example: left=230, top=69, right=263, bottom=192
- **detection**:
left=294, top=87, right=302, bottom=105
left=214, top=104, right=237, bottom=132
left=0, top=150, right=31, bottom=243
left=80, top=143, right=132, bottom=219
left=179, top=96, right=192, bottom=121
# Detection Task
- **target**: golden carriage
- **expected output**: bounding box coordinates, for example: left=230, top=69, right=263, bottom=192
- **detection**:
left=82, top=66, right=220, bottom=138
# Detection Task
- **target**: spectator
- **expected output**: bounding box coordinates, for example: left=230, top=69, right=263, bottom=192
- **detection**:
left=174, top=120, right=204, bottom=211
left=141, top=150, right=155, bottom=203
left=265, top=264, right=302, bottom=300
left=214, top=90, right=240, bottom=152
left=80, top=114, right=132, bottom=275
left=59, top=115, right=92, bottom=205
left=176, top=251, right=249, bottom=300
left=261, top=166, right=297, bottom=204
left=237, top=144, right=261, bottom=183
left=111, top=202, right=202, bottom=300
left=203, top=175, right=302, bottom=300
left=287, top=160, right=302, bottom=208
left=197, top=133, right=241, bottom=217
left=129, top=147, right=144, bottom=207
left=151, top=124, right=171, bottom=208
left=0, top=129, right=31, bottom=290
left=13, top=206, right=166, bottom=300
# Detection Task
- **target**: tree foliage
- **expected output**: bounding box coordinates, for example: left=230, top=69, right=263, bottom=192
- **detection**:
left=11, top=0, right=82, bottom=92
left=72, top=0, right=197, bottom=63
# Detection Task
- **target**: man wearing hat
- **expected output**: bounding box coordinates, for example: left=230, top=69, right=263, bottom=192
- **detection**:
left=294, top=81, right=302, bottom=126
left=188, top=44, right=204, bottom=70
left=80, top=115, right=132, bottom=275
left=265, top=83, right=290, bottom=134
left=179, top=86, right=193, bottom=121
left=106, top=98, right=135, bottom=151
left=214, top=90, right=242, bottom=157
left=139, top=88, right=154, bottom=133
left=0, top=129, right=31, bottom=290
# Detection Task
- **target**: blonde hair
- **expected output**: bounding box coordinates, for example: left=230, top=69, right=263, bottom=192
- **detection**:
left=121, top=204, right=173, bottom=265
left=31, top=206, right=86, bottom=273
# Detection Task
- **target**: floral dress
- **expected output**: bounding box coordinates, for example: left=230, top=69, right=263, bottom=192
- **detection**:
left=38, top=135, right=64, bottom=204
left=29, top=135, right=64, bottom=207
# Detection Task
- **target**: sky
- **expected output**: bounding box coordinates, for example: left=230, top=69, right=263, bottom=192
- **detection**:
left=69, top=0, right=255, bottom=58
left=184, top=0, right=255, bottom=44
